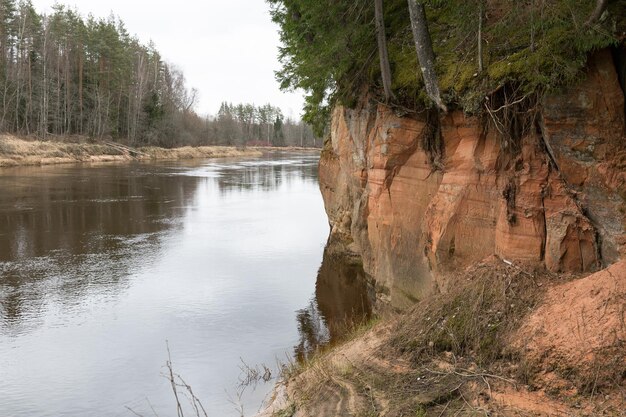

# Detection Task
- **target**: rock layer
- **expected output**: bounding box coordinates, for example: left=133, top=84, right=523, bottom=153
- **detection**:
left=320, top=50, right=626, bottom=306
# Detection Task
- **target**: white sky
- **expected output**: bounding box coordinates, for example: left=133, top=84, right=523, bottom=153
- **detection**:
left=30, top=0, right=305, bottom=119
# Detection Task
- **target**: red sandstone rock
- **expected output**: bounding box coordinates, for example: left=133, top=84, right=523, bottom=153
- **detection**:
left=320, top=50, right=625, bottom=306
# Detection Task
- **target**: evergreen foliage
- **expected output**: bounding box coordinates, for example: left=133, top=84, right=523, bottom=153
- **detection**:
left=269, top=0, right=624, bottom=133
left=273, top=115, right=285, bottom=147
left=0, top=0, right=198, bottom=145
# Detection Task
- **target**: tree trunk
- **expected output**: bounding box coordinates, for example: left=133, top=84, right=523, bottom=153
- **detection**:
left=585, top=0, right=608, bottom=26
left=65, top=43, right=71, bottom=134
left=15, top=12, right=24, bottom=132
left=56, top=44, right=61, bottom=134
left=477, top=0, right=483, bottom=72
left=407, top=0, right=447, bottom=112
left=26, top=39, right=31, bottom=134
left=78, top=42, right=83, bottom=134
left=41, top=21, right=48, bottom=138
left=375, top=0, right=395, bottom=102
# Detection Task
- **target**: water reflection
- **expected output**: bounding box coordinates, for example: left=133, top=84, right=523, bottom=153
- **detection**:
left=184, top=156, right=319, bottom=193
left=0, top=165, right=200, bottom=333
left=0, top=155, right=321, bottom=334
left=294, top=247, right=374, bottom=361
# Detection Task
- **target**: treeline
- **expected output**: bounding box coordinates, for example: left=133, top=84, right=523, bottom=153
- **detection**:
left=209, top=102, right=318, bottom=148
left=0, top=1, right=320, bottom=148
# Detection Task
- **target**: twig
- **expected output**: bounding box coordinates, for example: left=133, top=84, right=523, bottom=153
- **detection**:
left=146, top=398, right=160, bottom=417
left=424, top=366, right=517, bottom=385
left=487, top=94, right=530, bottom=114
left=438, top=400, right=451, bottom=417
left=125, top=406, right=145, bottom=417
left=481, top=375, right=492, bottom=398
left=225, top=387, right=245, bottom=417
left=166, top=340, right=185, bottom=417
left=176, top=374, right=208, bottom=417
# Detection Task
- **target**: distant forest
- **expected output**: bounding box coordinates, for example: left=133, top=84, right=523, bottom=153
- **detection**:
left=0, top=1, right=319, bottom=148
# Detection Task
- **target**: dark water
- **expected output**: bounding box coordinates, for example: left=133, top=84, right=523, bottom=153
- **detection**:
left=0, top=153, right=371, bottom=417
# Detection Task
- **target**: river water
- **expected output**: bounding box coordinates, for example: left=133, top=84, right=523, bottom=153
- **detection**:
left=0, top=152, right=371, bottom=417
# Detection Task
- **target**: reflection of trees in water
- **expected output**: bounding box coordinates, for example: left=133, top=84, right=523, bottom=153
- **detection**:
left=0, top=166, right=200, bottom=261
left=215, top=157, right=319, bottom=193
left=294, top=300, right=330, bottom=362
left=0, top=155, right=321, bottom=331
left=0, top=165, right=200, bottom=330
left=294, top=246, right=374, bottom=361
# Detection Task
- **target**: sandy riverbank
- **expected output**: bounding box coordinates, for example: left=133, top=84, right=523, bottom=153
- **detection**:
left=0, top=135, right=266, bottom=167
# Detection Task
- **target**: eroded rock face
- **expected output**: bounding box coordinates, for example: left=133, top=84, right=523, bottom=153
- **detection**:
left=320, top=50, right=625, bottom=306
left=542, top=48, right=626, bottom=264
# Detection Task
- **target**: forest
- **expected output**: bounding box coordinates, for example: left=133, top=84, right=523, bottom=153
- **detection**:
left=0, top=1, right=319, bottom=148
left=212, top=101, right=319, bottom=148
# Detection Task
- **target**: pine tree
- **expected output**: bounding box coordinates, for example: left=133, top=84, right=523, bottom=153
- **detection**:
left=272, top=115, right=285, bottom=147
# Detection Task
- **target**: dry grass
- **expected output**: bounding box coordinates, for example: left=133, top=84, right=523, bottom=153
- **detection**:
left=0, top=135, right=262, bottom=167
left=266, top=258, right=626, bottom=417
left=389, top=258, right=546, bottom=367
left=141, top=145, right=262, bottom=160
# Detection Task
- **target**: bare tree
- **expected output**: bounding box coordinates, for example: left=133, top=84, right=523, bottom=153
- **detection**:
left=407, top=0, right=447, bottom=112
left=375, top=0, right=395, bottom=102
left=40, top=16, right=49, bottom=138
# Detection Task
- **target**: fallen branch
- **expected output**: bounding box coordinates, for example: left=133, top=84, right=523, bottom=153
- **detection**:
left=424, top=366, right=518, bottom=385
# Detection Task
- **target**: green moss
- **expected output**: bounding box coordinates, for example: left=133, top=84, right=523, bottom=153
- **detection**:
left=404, top=0, right=619, bottom=112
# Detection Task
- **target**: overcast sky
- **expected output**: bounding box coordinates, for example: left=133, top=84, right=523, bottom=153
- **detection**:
left=30, top=0, right=305, bottom=119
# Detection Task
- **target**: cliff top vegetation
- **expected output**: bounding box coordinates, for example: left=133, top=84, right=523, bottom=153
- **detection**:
left=269, top=0, right=626, bottom=134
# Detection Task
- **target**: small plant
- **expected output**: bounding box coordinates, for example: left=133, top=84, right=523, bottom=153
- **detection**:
left=273, top=403, right=296, bottom=417
left=414, top=405, right=427, bottom=417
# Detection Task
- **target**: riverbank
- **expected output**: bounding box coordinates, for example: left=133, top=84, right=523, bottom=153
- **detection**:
left=0, top=135, right=266, bottom=167
left=258, top=257, right=626, bottom=416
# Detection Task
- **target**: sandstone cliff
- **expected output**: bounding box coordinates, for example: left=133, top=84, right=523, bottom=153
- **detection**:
left=257, top=49, right=626, bottom=417
left=293, top=46, right=626, bottom=416
left=320, top=49, right=625, bottom=308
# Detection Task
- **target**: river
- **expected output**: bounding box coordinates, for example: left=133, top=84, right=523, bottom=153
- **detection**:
left=0, top=152, right=371, bottom=417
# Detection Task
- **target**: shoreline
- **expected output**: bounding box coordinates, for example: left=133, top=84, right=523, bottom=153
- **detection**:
left=253, top=257, right=626, bottom=416
left=0, top=135, right=320, bottom=168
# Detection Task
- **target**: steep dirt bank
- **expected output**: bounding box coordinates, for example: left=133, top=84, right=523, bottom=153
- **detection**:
left=0, top=135, right=262, bottom=167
